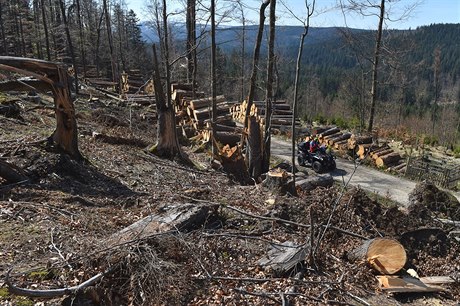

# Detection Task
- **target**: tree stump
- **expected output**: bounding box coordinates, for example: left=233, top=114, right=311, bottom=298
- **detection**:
left=263, top=168, right=296, bottom=196
left=347, top=238, right=406, bottom=274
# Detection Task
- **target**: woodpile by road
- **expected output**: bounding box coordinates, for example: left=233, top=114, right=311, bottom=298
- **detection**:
left=307, top=126, right=406, bottom=172
left=230, top=100, right=301, bottom=133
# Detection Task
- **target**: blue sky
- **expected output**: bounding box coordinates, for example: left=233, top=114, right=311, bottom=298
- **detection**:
left=128, top=0, right=459, bottom=29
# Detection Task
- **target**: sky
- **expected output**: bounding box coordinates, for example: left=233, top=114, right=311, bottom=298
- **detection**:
left=127, top=0, right=460, bottom=30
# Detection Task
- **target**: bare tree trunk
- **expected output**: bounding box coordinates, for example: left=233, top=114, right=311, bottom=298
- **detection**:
left=95, top=11, right=104, bottom=77
left=186, top=0, right=196, bottom=91
left=211, top=0, right=217, bottom=157
left=149, top=2, right=181, bottom=158
left=292, top=1, right=315, bottom=184
left=32, top=0, right=43, bottom=59
left=59, top=0, right=79, bottom=94
left=151, top=44, right=181, bottom=158
left=242, top=0, right=270, bottom=133
left=75, top=0, right=86, bottom=77
left=262, top=0, right=276, bottom=173
left=103, top=0, right=117, bottom=84
left=0, top=4, right=7, bottom=55
left=238, top=2, right=246, bottom=103
left=367, top=0, right=385, bottom=133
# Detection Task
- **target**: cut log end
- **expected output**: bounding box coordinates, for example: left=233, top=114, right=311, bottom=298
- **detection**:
left=348, top=238, right=406, bottom=275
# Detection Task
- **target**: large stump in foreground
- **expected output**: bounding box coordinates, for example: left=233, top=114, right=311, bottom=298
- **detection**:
left=348, top=238, right=406, bottom=274
left=263, top=168, right=296, bottom=196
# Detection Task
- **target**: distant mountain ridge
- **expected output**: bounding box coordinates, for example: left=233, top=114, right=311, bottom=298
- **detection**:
left=140, top=23, right=460, bottom=79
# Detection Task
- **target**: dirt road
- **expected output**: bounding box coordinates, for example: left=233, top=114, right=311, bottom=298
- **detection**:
left=271, top=138, right=460, bottom=206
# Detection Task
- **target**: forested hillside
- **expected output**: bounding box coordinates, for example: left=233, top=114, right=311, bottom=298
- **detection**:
left=0, top=0, right=459, bottom=146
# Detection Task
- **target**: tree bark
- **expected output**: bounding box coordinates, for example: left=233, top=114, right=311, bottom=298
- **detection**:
left=248, top=116, right=262, bottom=179
left=262, top=0, right=276, bottom=174
left=103, top=0, right=117, bottom=84
left=292, top=1, right=314, bottom=184
left=0, top=57, right=82, bottom=160
left=242, top=0, right=270, bottom=134
left=211, top=0, right=217, bottom=157
left=150, top=44, right=181, bottom=158
left=59, top=0, right=79, bottom=94
left=75, top=0, right=86, bottom=76
left=367, top=0, right=385, bottom=133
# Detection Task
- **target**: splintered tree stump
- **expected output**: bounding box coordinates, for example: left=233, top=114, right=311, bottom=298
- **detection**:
left=219, top=145, right=250, bottom=184
left=348, top=238, right=406, bottom=274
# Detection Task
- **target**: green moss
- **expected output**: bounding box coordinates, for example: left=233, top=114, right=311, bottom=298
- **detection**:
left=29, top=268, right=56, bottom=281
left=0, top=288, right=9, bottom=298
left=0, top=288, right=34, bottom=306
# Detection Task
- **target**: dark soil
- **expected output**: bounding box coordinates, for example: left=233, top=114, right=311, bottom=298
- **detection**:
left=0, top=90, right=459, bottom=305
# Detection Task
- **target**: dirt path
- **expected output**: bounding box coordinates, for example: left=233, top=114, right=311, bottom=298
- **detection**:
left=271, top=138, right=460, bottom=206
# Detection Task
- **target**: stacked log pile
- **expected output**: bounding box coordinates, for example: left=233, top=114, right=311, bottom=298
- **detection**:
left=171, top=86, right=240, bottom=146
left=307, top=126, right=405, bottom=170
left=230, top=100, right=300, bottom=133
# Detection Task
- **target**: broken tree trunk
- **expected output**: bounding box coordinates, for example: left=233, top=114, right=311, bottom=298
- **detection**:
left=257, top=241, right=308, bottom=276
left=348, top=238, right=406, bottom=274
left=105, top=203, right=212, bottom=247
left=218, top=144, right=250, bottom=184
left=0, top=57, right=82, bottom=160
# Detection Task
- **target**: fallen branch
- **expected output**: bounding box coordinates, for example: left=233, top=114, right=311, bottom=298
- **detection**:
left=182, top=195, right=368, bottom=240
left=6, top=267, right=111, bottom=298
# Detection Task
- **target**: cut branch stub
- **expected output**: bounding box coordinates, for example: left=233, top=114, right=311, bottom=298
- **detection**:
left=348, top=238, right=406, bottom=274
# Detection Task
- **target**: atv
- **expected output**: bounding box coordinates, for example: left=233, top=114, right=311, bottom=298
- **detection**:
left=297, top=141, right=336, bottom=173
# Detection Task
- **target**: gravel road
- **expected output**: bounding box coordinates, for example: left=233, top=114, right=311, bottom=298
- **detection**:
left=271, top=137, right=460, bottom=206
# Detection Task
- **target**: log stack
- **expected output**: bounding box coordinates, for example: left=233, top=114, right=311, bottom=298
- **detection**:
left=230, top=100, right=301, bottom=134
left=171, top=87, right=240, bottom=147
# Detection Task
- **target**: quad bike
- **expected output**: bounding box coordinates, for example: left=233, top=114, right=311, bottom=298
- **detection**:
left=297, top=141, right=336, bottom=173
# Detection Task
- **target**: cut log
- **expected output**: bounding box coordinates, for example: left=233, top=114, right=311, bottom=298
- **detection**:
left=257, top=241, right=308, bottom=276
left=105, top=203, right=212, bottom=247
left=319, top=127, right=340, bottom=137
left=375, top=152, right=402, bottom=168
left=376, top=275, right=446, bottom=293
left=193, top=105, right=230, bottom=121
left=372, top=148, right=393, bottom=160
left=347, top=135, right=373, bottom=150
left=295, top=174, right=333, bottom=192
left=334, top=139, right=349, bottom=150
left=357, top=144, right=374, bottom=159
left=190, top=95, right=226, bottom=110
left=327, top=132, right=352, bottom=145
left=323, top=131, right=342, bottom=141
left=347, top=238, right=406, bottom=274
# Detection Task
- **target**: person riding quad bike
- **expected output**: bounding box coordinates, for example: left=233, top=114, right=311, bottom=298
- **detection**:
left=297, top=138, right=336, bottom=173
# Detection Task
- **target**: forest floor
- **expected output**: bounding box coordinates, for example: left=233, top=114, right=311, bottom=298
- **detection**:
left=0, top=89, right=459, bottom=305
